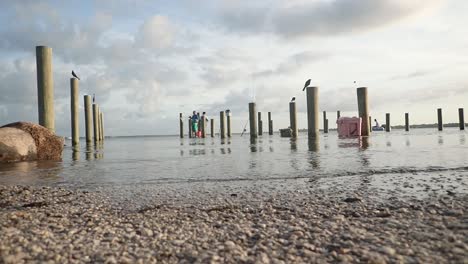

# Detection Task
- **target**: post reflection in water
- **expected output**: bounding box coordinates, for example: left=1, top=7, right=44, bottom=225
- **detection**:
left=307, top=137, right=320, bottom=169
left=460, top=133, right=466, bottom=145
left=405, top=137, right=411, bottom=147
left=94, top=142, right=104, bottom=160
left=249, top=138, right=257, bottom=153
left=358, top=137, right=370, bottom=167
left=85, top=143, right=93, bottom=160
left=438, top=135, right=444, bottom=145
left=290, top=138, right=297, bottom=152
left=72, top=146, right=80, bottom=161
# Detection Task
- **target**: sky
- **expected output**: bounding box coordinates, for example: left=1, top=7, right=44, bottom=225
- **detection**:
left=0, top=0, right=467, bottom=136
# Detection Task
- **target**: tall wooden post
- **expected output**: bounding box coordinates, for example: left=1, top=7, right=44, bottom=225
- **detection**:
left=93, top=104, right=99, bottom=142
left=201, top=117, right=206, bottom=138
left=220, top=111, right=226, bottom=139
left=437, top=108, right=443, bottom=131
left=179, top=113, right=184, bottom=138
left=227, top=112, right=232, bottom=137
left=258, top=112, right=263, bottom=136
left=357, top=87, right=370, bottom=136
left=70, top=78, right=79, bottom=146
left=459, top=108, right=465, bottom=130
left=306, top=87, right=319, bottom=138
left=385, top=113, right=391, bottom=132
left=268, top=112, right=273, bottom=135
left=188, top=119, right=192, bottom=138
left=323, top=111, right=328, bottom=133
left=100, top=112, right=104, bottom=141
left=97, top=106, right=102, bottom=141
left=405, top=113, right=409, bottom=131
left=337, top=110, right=341, bottom=120
left=289, top=102, right=298, bottom=138
left=84, top=95, right=92, bottom=143
left=249, top=103, right=257, bottom=139
left=36, top=46, right=55, bottom=132
left=369, top=116, right=372, bottom=133
left=211, top=119, right=215, bottom=137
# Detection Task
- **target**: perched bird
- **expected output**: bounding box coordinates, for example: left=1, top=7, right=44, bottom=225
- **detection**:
left=92, top=94, right=95, bottom=103
left=302, top=79, right=311, bottom=91
left=71, top=70, right=80, bottom=80
left=291, top=97, right=296, bottom=102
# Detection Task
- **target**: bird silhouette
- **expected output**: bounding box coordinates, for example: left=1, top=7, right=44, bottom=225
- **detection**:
left=302, top=79, right=311, bottom=91
left=71, top=70, right=80, bottom=80
left=291, top=97, right=296, bottom=102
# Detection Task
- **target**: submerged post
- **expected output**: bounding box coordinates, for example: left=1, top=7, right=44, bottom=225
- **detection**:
left=306, top=87, right=319, bottom=138
left=249, top=103, right=257, bottom=139
left=93, top=104, right=99, bottom=142
left=385, top=113, right=391, bottom=132
left=36, top=46, right=55, bottom=132
left=323, top=111, right=328, bottom=133
left=268, top=112, right=273, bottom=135
left=188, top=119, right=192, bottom=138
left=227, top=111, right=232, bottom=137
left=405, top=113, right=409, bottom=131
left=100, top=112, right=104, bottom=141
left=84, top=95, right=92, bottom=143
left=459, top=108, right=465, bottom=130
left=258, top=112, right=263, bottom=136
left=70, top=78, right=79, bottom=146
left=337, top=110, right=341, bottom=120
left=179, top=113, right=184, bottom=138
left=211, top=119, right=215, bottom=137
left=289, top=102, right=298, bottom=138
left=220, top=111, right=226, bottom=139
left=437, top=108, right=443, bottom=131
left=357, top=87, right=370, bottom=136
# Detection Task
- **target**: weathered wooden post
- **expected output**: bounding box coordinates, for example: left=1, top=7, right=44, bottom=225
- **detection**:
left=179, top=113, right=184, bottom=138
left=369, top=116, right=372, bottom=133
left=36, top=46, right=55, bottom=132
left=84, top=95, right=92, bottom=143
left=211, top=119, right=215, bottom=137
left=385, top=113, right=391, bottom=132
left=437, top=108, right=443, bottom=131
left=323, top=111, right=328, bottom=133
left=289, top=102, right=298, bottom=138
left=337, top=110, right=341, bottom=120
left=220, top=111, right=226, bottom=139
left=306, top=87, right=319, bottom=138
left=70, top=78, right=79, bottom=146
left=268, top=112, right=273, bottom=135
left=258, top=112, right=263, bottom=136
left=93, top=103, right=99, bottom=142
left=357, top=87, right=370, bottom=136
left=188, top=119, right=192, bottom=138
left=201, top=117, right=206, bottom=138
left=249, top=103, right=257, bottom=139
left=100, top=112, right=104, bottom=141
left=97, top=106, right=102, bottom=141
left=227, top=111, right=232, bottom=137
left=405, top=113, right=409, bottom=131
left=459, top=108, right=465, bottom=130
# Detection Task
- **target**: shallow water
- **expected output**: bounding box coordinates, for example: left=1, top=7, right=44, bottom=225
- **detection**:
left=0, top=128, right=467, bottom=200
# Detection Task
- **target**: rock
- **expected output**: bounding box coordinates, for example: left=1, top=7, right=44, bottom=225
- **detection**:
left=0, top=122, right=63, bottom=162
left=344, top=197, right=361, bottom=203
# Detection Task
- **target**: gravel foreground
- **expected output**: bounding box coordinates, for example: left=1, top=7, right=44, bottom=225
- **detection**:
left=0, top=185, right=467, bottom=264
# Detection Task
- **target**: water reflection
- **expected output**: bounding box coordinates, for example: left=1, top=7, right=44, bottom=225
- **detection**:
left=308, top=138, right=319, bottom=152
left=460, top=133, right=466, bottom=145
left=290, top=138, right=297, bottom=152
left=72, top=147, right=80, bottom=161
left=85, top=144, right=93, bottom=160
left=250, top=138, right=257, bottom=153
left=94, top=142, right=104, bottom=159
left=359, top=137, right=369, bottom=150
left=438, top=135, right=444, bottom=145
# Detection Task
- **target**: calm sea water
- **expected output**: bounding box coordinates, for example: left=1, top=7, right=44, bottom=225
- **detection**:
left=0, top=128, right=467, bottom=192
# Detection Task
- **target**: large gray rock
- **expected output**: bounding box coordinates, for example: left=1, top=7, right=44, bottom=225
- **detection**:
left=0, top=122, right=64, bottom=163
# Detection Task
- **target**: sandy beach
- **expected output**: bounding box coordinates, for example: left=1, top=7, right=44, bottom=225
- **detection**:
left=0, top=181, right=466, bottom=263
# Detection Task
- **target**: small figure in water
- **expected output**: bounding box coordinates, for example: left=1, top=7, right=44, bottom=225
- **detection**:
left=191, top=111, right=199, bottom=137
left=374, top=119, right=380, bottom=128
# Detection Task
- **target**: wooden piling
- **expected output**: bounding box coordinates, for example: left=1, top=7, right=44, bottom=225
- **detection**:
left=323, top=111, right=328, bottom=133
left=437, top=108, right=443, bottom=131
left=268, top=112, right=273, bottom=135
left=249, top=103, right=257, bottom=138
left=459, top=108, right=465, bottom=130
left=258, top=112, right=263, bottom=136
left=36, top=46, right=55, bottom=132
left=405, top=113, right=409, bottom=131
left=70, top=78, right=79, bottom=146
left=357, top=87, right=370, bottom=136
left=97, top=106, right=102, bottom=141
left=220, top=111, right=226, bottom=139
left=306, top=87, right=319, bottom=138
left=179, top=113, right=184, bottom=138
left=201, top=117, right=206, bottom=138
left=84, top=95, right=92, bottom=143
left=289, top=102, right=298, bottom=138
left=227, top=112, right=232, bottom=137
left=211, top=119, right=215, bottom=137
left=385, top=113, right=390, bottom=132
left=369, top=116, right=372, bottom=133
left=93, top=104, right=99, bottom=142
left=100, top=112, right=104, bottom=141
left=188, top=119, right=192, bottom=138
left=337, top=110, right=341, bottom=120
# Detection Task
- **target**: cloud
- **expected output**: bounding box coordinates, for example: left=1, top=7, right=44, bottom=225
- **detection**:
left=135, top=15, right=175, bottom=50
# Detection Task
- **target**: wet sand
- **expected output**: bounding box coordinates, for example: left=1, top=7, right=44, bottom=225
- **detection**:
left=0, top=173, right=467, bottom=263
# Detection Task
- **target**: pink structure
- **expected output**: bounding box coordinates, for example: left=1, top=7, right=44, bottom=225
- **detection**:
left=337, top=117, right=362, bottom=137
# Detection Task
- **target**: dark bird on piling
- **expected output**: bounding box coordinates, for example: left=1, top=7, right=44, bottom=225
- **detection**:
left=302, top=79, right=311, bottom=91
left=291, top=97, right=296, bottom=102
left=93, top=94, right=95, bottom=103
left=71, top=70, right=80, bottom=80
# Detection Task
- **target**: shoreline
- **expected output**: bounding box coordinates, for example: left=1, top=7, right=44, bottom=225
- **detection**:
left=1, top=184, right=466, bottom=263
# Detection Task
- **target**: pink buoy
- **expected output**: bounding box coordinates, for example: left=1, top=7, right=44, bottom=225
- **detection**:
left=337, top=117, right=362, bottom=137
